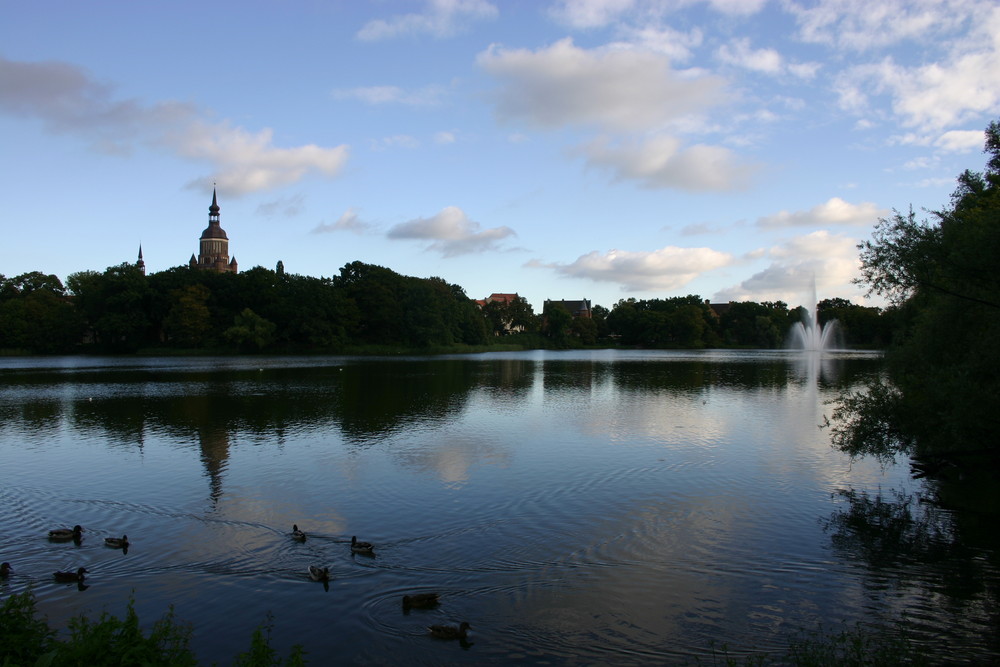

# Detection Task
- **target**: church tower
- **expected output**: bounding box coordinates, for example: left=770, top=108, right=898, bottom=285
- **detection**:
left=189, top=189, right=238, bottom=273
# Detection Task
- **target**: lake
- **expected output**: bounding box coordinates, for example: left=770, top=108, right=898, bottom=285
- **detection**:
left=1, top=350, right=997, bottom=664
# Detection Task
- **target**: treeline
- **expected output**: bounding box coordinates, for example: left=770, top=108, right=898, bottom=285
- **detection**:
left=593, top=296, right=889, bottom=349
left=0, top=261, right=491, bottom=353
left=1, top=257, right=890, bottom=354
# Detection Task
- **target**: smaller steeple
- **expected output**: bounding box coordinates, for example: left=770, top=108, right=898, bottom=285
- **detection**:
left=137, top=245, right=146, bottom=276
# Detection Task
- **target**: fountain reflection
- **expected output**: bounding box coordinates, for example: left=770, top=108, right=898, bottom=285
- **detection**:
left=789, top=349, right=845, bottom=384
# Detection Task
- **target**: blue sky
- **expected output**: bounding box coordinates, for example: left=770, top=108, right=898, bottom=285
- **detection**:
left=2, top=0, right=998, bottom=313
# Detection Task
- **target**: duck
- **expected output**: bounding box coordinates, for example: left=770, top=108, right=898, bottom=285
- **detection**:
left=350, top=536, right=374, bottom=554
left=53, top=567, right=87, bottom=583
left=291, top=525, right=306, bottom=542
left=104, top=534, right=129, bottom=548
left=0, top=562, right=12, bottom=578
left=427, top=621, right=470, bottom=640
left=402, top=593, right=440, bottom=609
left=49, top=525, right=83, bottom=541
left=307, top=565, right=330, bottom=582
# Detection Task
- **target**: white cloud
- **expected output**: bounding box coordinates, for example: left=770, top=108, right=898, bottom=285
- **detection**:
left=788, top=0, right=968, bottom=51
left=331, top=85, right=446, bottom=106
left=829, top=5, right=1000, bottom=132
left=548, top=0, right=636, bottom=29
left=582, top=135, right=756, bottom=191
left=477, top=38, right=725, bottom=133
left=756, top=197, right=887, bottom=229
left=549, top=0, right=764, bottom=28
left=887, top=57, right=1000, bottom=132
left=0, top=56, right=348, bottom=196
left=713, top=231, right=862, bottom=304
left=787, top=62, right=821, bottom=80
left=357, top=0, right=498, bottom=40
left=478, top=38, right=751, bottom=191
left=538, top=245, right=733, bottom=292
left=312, top=208, right=371, bottom=234
left=614, top=25, right=703, bottom=63
left=716, top=38, right=782, bottom=74
left=916, top=176, right=958, bottom=188
left=434, top=130, right=457, bottom=144
left=902, top=156, right=934, bottom=170
left=715, top=38, right=820, bottom=79
left=935, top=129, right=986, bottom=152
left=705, top=0, right=767, bottom=15
left=175, top=121, right=348, bottom=195
left=386, top=206, right=515, bottom=256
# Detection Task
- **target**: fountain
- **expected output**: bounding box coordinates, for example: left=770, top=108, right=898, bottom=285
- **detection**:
left=787, top=280, right=842, bottom=351
left=788, top=310, right=841, bottom=350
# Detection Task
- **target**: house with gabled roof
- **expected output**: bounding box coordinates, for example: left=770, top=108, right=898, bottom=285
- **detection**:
left=544, top=298, right=592, bottom=319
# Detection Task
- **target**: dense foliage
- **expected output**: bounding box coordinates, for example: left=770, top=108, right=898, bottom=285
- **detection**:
left=832, top=120, right=1000, bottom=468
left=604, top=296, right=886, bottom=349
left=0, top=256, right=892, bottom=354
left=1, top=262, right=491, bottom=354
left=0, top=590, right=304, bottom=666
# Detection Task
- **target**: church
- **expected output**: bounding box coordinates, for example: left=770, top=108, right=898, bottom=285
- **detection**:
left=189, top=189, right=238, bottom=273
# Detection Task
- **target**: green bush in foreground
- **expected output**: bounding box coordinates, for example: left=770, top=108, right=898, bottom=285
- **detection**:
left=0, top=589, right=304, bottom=667
left=0, top=589, right=56, bottom=665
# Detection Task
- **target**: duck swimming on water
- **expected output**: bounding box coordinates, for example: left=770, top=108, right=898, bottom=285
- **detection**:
left=307, top=565, right=330, bottom=582
left=427, top=621, right=470, bottom=640
left=291, top=525, right=306, bottom=542
left=53, top=567, right=87, bottom=582
left=104, top=535, right=129, bottom=549
left=49, top=525, right=83, bottom=541
left=350, top=536, right=374, bottom=554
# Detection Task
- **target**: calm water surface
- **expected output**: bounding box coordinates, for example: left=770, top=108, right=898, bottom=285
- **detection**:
left=1, top=350, right=997, bottom=665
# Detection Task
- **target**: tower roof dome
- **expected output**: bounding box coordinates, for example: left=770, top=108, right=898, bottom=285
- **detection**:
left=201, top=224, right=229, bottom=239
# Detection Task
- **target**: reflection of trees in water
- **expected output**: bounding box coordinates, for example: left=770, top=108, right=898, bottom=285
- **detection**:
left=472, top=359, right=534, bottom=400
left=7, top=357, right=887, bottom=450
left=335, top=361, right=474, bottom=443
left=6, top=362, right=483, bottom=499
left=824, top=485, right=1000, bottom=658
left=541, top=360, right=598, bottom=391
left=607, top=356, right=879, bottom=394
left=1, top=401, right=63, bottom=436
left=72, top=396, right=150, bottom=449
left=826, top=488, right=955, bottom=570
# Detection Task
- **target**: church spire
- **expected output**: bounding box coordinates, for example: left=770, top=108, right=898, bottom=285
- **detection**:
left=209, top=187, right=220, bottom=223
left=137, top=244, right=146, bottom=275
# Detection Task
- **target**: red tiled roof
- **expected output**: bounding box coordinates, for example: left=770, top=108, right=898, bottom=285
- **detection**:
left=486, top=293, right=520, bottom=304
